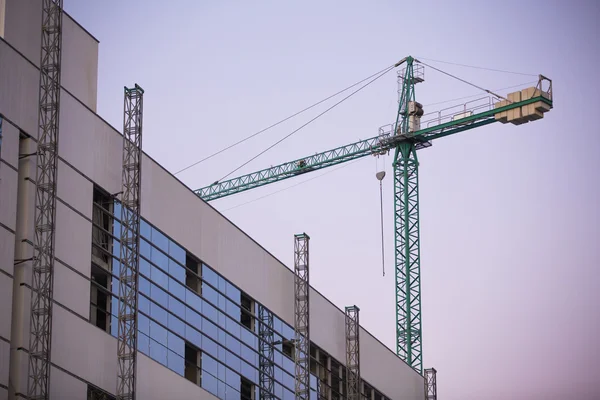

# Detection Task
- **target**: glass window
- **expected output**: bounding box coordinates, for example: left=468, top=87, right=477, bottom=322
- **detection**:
left=140, top=257, right=151, bottom=278
left=150, top=320, right=168, bottom=345
left=150, top=339, right=168, bottom=366
left=241, top=360, right=257, bottom=383
left=168, top=241, right=186, bottom=264
left=138, top=313, right=150, bottom=335
left=225, top=299, right=239, bottom=319
left=203, top=317, right=218, bottom=341
left=151, top=248, right=168, bottom=272
left=138, top=331, right=150, bottom=355
left=139, top=293, right=150, bottom=315
left=203, top=354, right=218, bottom=377
left=112, top=240, right=120, bottom=259
left=185, top=325, right=202, bottom=349
left=151, top=265, right=168, bottom=289
left=168, top=313, right=185, bottom=337
left=202, top=371, right=218, bottom=397
left=140, top=239, right=152, bottom=260
left=151, top=227, right=169, bottom=253
left=185, top=288, right=202, bottom=312
left=185, top=307, right=202, bottom=329
left=169, top=258, right=185, bottom=283
left=168, top=350, right=184, bottom=376
left=202, top=264, right=219, bottom=287
left=150, top=302, right=168, bottom=327
left=226, top=316, right=241, bottom=339
left=169, top=295, right=185, bottom=318
left=225, top=282, right=240, bottom=304
left=151, top=284, right=168, bottom=306
left=217, top=381, right=226, bottom=400
left=240, top=343, right=256, bottom=366
left=226, top=366, right=240, bottom=387
left=217, top=311, right=226, bottom=329
left=240, top=328, right=255, bottom=349
left=169, top=277, right=185, bottom=302
left=203, top=299, right=218, bottom=323
left=168, top=331, right=184, bottom=356
left=202, top=334, right=218, bottom=359
left=140, top=219, right=151, bottom=240
left=218, top=276, right=227, bottom=294
left=203, top=284, right=218, bottom=308
left=111, top=315, right=118, bottom=338
left=225, top=333, right=241, bottom=355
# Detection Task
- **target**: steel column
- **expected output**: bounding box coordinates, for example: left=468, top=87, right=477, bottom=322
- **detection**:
left=345, top=305, right=361, bottom=400
left=258, top=305, right=275, bottom=399
left=424, top=368, right=437, bottom=400
left=117, top=84, right=144, bottom=400
left=294, top=233, right=310, bottom=400
left=27, top=1, right=63, bottom=398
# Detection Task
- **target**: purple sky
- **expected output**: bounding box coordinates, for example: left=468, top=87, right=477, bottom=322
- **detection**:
left=64, top=1, right=600, bottom=398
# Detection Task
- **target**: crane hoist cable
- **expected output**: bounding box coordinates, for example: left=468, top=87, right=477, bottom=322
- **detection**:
left=174, top=63, right=399, bottom=176
left=216, top=64, right=395, bottom=183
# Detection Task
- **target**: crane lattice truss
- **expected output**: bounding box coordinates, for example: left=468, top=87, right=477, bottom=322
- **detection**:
left=294, top=233, right=310, bottom=400
left=28, top=1, right=63, bottom=398
left=258, top=305, right=275, bottom=400
left=345, top=306, right=361, bottom=400
left=117, top=84, right=144, bottom=400
left=195, top=57, right=553, bottom=373
left=424, top=368, right=437, bottom=400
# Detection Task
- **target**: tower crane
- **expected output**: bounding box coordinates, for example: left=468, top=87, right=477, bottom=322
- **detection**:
left=194, top=56, right=553, bottom=374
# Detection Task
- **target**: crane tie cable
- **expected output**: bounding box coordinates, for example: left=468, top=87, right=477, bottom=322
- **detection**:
left=216, top=65, right=395, bottom=183
left=174, top=63, right=399, bottom=176
left=415, top=57, right=538, bottom=77
left=417, top=60, right=512, bottom=102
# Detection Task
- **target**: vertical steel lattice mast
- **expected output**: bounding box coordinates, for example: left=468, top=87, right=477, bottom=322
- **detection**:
left=424, top=368, right=437, bottom=400
left=258, top=305, right=275, bottom=399
left=345, top=305, right=361, bottom=400
left=117, top=84, right=144, bottom=400
left=294, top=233, right=310, bottom=400
left=27, top=1, right=63, bottom=398
left=393, top=56, right=423, bottom=373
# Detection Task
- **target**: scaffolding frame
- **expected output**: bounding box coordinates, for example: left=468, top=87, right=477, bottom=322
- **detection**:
left=424, top=368, right=437, bottom=400
left=27, top=1, right=63, bottom=398
left=117, top=84, right=144, bottom=400
left=258, top=305, right=275, bottom=399
left=294, top=233, right=310, bottom=400
left=345, top=305, right=361, bottom=400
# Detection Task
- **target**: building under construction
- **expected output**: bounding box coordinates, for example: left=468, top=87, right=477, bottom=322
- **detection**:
left=0, top=1, right=429, bottom=399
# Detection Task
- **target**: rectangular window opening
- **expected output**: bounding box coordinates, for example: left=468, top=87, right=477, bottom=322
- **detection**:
left=240, top=292, right=254, bottom=330
left=90, top=264, right=111, bottom=333
left=185, top=253, right=201, bottom=294
left=87, top=384, right=116, bottom=400
left=241, top=376, right=254, bottom=400
left=184, top=342, right=201, bottom=386
left=92, top=186, right=114, bottom=270
left=282, top=338, right=295, bottom=360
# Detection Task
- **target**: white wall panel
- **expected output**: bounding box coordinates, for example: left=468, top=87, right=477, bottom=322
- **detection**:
left=0, top=166, right=17, bottom=231
left=141, top=157, right=295, bottom=324
left=0, top=120, right=19, bottom=169
left=0, top=339, right=9, bottom=386
left=57, top=160, right=93, bottom=220
left=54, top=262, right=89, bottom=320
left=3, top=0, right=41, bottom=67
left=58, top=90, right=122, bottom=195
left=9, top=284, right=30, bottom=350
left=310, top=291, right=346, bottom=363
left=8, top=348, right=27, bottom=396
left=51, top=306, right=117, bottom=394
left=61, top=14, right=98, bottom=112
left=361, top=331, right=424, bottom=400
left=137, top=353, right=218, bottom=400
left=0, top=228, right=14, bottom=276
left=0, top=274, right=12, bottom=340
left=50, top=366, right=86, bottom=400
left=55, top=201, right=91, bottom=278
left=0, top=40, right=38, bottom=138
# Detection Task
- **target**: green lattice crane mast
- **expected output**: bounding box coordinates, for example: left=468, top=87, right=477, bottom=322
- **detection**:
left=194, top=56, right=553, bottom=373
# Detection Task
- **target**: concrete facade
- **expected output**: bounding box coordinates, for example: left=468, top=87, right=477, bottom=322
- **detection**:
left=0, top=1, right=425, bottom=399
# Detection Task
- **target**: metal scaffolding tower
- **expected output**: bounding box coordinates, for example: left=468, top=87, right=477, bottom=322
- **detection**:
left=117, top=84, right=144, bottom=400
left=424, top=368, right=437, bottom=400
left=27, top=1, right=63, bottom=398
left=345, top=305, right=361, bottom=400
left=258, top=305, right=275, bottom=400
left=294, top=233, right=310, bottom=400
